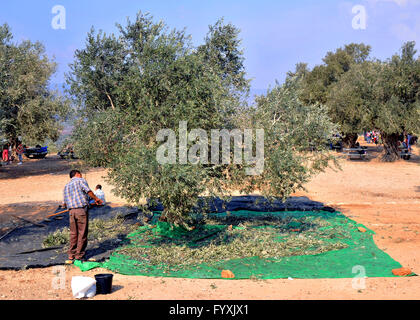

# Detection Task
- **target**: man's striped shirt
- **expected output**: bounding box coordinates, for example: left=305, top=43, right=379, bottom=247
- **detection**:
left=63, top=177, right=92, bottom=209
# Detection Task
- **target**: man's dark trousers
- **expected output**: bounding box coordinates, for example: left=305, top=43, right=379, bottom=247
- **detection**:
left=68, top=207, right=88, bottom=260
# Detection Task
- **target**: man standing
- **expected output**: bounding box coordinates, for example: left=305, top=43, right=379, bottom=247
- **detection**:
left=62, top=170, right=103, bottom=263
left=16, top=142, right=24, bottom=165
left=406, top=133, right=412, bottom=152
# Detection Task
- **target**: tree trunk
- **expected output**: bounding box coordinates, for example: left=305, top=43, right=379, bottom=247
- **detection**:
left=342, top=133, right=358, bottom=148
left=381, top=132, right=400, bottom=162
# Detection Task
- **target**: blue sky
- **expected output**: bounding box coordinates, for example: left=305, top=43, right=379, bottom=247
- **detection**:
left=1, top=0, right=419, bottom=93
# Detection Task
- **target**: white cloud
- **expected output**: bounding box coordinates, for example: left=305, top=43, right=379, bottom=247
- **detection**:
left=390, top=23, right=418, bottom=41
left=366, top=0, right=420, bottom=6
left=362, top=0, right=420, bottom=43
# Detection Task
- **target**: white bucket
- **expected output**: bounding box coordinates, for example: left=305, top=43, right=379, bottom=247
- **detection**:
left=71, top=276, right=97, bottom=299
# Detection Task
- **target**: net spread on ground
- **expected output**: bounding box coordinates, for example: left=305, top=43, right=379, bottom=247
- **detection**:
left=75, top=210, right=407, bottom=279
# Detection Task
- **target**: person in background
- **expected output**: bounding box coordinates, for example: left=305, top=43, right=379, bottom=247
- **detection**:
left=372, top=131, right=378, bottom=145
left=89, top=184, right=106, bottom=206
left=16, top=142, right=24, bottom=165
left=94, top=185, right=106, bottom=203
left=8, top=144, right=12, bottom=162
left=2, top=144, right=9, bottom=165
left=406, top=133, right=412, bottom=152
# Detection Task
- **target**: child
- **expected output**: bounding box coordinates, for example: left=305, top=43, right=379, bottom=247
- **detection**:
left=90, top=184, right=105, bottom=206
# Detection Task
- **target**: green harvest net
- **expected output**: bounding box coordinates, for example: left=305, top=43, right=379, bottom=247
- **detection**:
left=74, top=210, right=412, bottom=279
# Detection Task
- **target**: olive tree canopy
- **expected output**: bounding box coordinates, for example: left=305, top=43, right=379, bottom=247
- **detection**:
left=68, top=13, right=337, bottom=226
left=0, top=24, right=69, bottom=146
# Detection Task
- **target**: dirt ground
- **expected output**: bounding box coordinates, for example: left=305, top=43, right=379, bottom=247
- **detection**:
left=1, top=142, right=420, bottom=300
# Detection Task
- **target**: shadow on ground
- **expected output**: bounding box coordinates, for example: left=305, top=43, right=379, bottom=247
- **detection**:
left=336, top=144, right=420, bottom=163
left=0, top=201, right=61, bottom=227
left=0, top=156, right=76, bottom=180
left=0, top=205, right=140, bottom=270
left=0, top=196, right=332, bottom=270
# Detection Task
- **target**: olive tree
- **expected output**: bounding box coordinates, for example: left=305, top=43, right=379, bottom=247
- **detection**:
left=237, top=65, right=337, bottom=199
left=0, top=24, right=69, bottom=146
left=68, top=13, right=336, bottom=227
left=301, top=43, right=372, bottom=147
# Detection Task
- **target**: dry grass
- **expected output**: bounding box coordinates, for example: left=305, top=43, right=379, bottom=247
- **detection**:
left=42, top=216, right=137, bottom=248
left=118, top=215, right=350, bottom=271
left=42, top=228, right=70, bottom=248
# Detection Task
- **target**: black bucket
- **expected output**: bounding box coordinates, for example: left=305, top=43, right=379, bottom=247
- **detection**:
left=95, top=274, right=113, bottom=294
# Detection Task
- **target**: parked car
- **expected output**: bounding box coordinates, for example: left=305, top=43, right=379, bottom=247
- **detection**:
left=24, top=145, right=48, bottom=159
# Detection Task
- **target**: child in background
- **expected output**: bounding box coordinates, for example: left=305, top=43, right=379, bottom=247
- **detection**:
left=94, top=185, right=106, bottom=203
left=89, top=184, right=105, bottom=206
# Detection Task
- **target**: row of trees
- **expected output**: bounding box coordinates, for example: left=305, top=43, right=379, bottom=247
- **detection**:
left=300, top=42, right=420, bottom=161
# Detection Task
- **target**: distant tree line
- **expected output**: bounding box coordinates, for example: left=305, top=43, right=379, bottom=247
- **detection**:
left=300, top=42, right=420, bottom=161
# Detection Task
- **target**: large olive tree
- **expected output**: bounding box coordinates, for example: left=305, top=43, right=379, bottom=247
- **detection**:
left=68, top=13, right=337, bottom=227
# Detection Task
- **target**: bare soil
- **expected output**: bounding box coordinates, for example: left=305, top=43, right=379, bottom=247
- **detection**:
left=1, top=143, right=420, bottom=300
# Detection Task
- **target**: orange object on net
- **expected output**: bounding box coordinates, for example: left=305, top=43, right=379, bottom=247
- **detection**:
left=221, top=270, right=235, bottom=279
left=392, top=267, right=412, bottom=276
